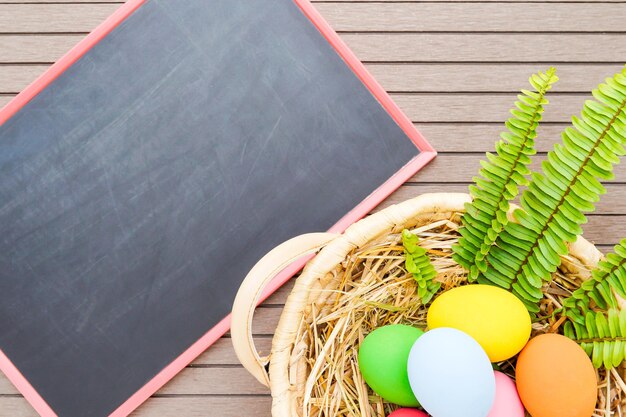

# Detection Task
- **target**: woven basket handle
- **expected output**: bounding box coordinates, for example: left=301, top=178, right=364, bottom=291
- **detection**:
left=231, top=232, right=338, bottom=387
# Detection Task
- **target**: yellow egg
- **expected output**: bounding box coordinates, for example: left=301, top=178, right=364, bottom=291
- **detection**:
left=427, top=284, right=531, bottom=362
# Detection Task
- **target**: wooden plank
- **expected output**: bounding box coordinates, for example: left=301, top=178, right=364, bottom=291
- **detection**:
left=0, top=93, right=595, bottom=123
left=367, top=64, right=625, bottom=93
left=414, top=123, right=567, bottom=153
left=222, top=307, right=281, bottom=337
left=0, top=396, right=273, bottom=417
left=391, top=93, right=589, bottom=122
left=0, top=65, right=49, bottom=93
left=0, top=363, right=268, bottom=396
left=130, top=397, right=271, bottom=417
left=2, top=34, right=625, bottom=64
left=191, top=337, right=272, bottom=366
left=598, top=245, right=617, bottom=254
left=3, top=3, right=625, bottom=34
left=316, top=3, right=626, bottom=33
left=409, top=154, right=626, bottom=183
left=159, top=368, right=269, bottom=396
left=251, top=307, right=281, bottom=335
left=0, top=95, right=12, bottom=108
left=0, top=4, right=118, bottom=33
left=0, top=365, right=270, bottom=396
left=5, top=395, right=273, bottom=417
left=0, top=398, right=38, bottom=417
left=2, top=64, right=621, bottom=94
left=342, top=34, right=626, bottom=63
left=0, top=35, right=82, bottom=63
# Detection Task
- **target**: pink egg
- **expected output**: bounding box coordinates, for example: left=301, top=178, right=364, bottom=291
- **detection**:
left=487, top=371, right=525, bottom=417
left=389, top=409, right=428, bottom=417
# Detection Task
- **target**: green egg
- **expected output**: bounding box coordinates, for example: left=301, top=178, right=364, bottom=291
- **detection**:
left=358, top=324, right=424, bottom=407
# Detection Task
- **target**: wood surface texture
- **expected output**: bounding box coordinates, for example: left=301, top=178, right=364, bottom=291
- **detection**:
left=0, top=1, right=624, bottom=416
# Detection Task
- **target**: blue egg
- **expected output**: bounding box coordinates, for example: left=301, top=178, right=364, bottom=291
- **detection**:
left=407, top=328, right=496, bottom=417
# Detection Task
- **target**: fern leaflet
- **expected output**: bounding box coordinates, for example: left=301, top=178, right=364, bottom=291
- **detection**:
left=563, top=239, right=626, bottom=324
left=402, top=230, right=439, bottom=304
left=564, top=309, right=626, bottom=369
left=453, top=68, right=558, bottom=281
left=480, top=67, right=626, bottom=312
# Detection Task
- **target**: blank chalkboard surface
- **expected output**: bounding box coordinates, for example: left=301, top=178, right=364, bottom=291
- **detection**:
left=0, top=1, right=433, bottom=416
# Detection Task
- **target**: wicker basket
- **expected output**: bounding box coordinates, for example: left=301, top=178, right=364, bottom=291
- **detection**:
left=231, top=193, right=624, bottom=417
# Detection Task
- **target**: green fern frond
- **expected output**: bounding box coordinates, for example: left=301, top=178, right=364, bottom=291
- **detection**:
left=563, top=239, right=626, bottom=323
left=564, top=309, right=626, bottom=369
left=480, top=68, right=626, bottom=312
left=452, top=68, right=558, bottom=281
left=402, top=229, right=439, bottom=304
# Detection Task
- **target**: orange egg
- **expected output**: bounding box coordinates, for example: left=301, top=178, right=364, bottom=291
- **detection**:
left=516, top=334, right=597, bottom=417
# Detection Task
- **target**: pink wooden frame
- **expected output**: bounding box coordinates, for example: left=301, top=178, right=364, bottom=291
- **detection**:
left=0, top=1, right=436, bottom=416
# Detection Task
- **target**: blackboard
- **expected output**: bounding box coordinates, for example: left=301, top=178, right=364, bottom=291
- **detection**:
left=0, top=0, right=432, bottom=416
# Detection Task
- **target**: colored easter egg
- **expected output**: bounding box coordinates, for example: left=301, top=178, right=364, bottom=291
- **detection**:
left=388, top=408, right=429, bottom=417
left=358, top=325, right=424, bottom=406
left=516, top=334, right=597, bottom=417
left=407, top=328, right=496, bottom=417
left=487, top=371, right=525, bottom=417
left=427, top=284, right=531, bottom=362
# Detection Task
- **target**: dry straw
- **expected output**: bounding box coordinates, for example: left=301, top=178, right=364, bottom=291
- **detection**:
left=231, top=193, right=626, bottom=417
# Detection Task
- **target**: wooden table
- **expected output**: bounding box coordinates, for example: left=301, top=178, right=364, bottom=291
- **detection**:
left=0, top=1, right=624, bottom=416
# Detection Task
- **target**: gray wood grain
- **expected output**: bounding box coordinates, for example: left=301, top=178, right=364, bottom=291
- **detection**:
left=391, top=93, right=590, bottom=122
left=365, top=64, right=625, bottom=93
left=1, top=1, right=625, bottom=417
left=342, top=33, right=626, bottom=62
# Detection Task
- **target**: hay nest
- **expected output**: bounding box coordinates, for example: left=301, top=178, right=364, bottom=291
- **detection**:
left=297, top=212, right=626, bottom=417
